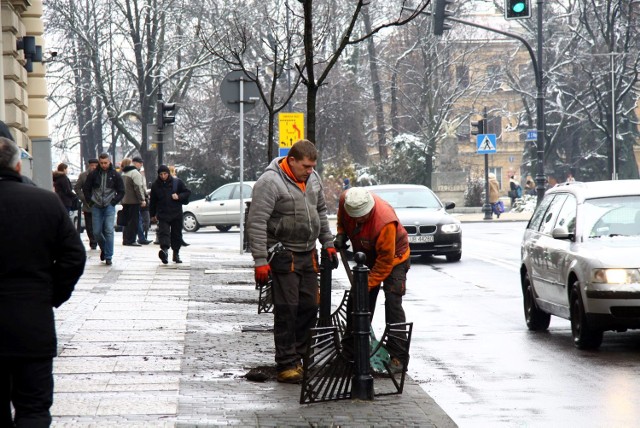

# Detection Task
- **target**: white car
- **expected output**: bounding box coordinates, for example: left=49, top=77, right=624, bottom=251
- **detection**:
left=182, top=181, right=255, bottom=232
left=521, top=179, right=640, bottom=349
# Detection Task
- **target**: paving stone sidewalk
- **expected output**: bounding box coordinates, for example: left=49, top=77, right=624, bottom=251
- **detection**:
left=50, top=234, right=457, bottom=427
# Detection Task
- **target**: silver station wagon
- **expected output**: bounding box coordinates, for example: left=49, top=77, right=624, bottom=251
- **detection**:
left=520, top=180, right=640, bottom=349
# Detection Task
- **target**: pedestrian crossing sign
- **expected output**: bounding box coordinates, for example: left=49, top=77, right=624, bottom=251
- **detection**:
left=477, top=134, right=497, bottom=154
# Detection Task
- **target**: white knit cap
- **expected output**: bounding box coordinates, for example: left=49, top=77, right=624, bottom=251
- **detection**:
left=344, top=187, right=375, bottom=218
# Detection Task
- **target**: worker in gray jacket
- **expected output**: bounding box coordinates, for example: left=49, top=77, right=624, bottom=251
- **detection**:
left=247, top=139, right=337, bottom=384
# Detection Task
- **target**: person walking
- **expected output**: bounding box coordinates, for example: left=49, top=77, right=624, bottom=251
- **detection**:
left=334, top=187, right=410, bottom=372
left=149, top=165, right=191, bottom=264
left=132, top=156, right=152, bottom=244
left=488, top=172, right=502, bottom=218
left=53, top=162, right=76, bottom=213
left=82, top=153, right=125, bottom=266
left=247, top=139, right=337, bottom=384
left=74, top=158, right=99, bottom=249
left=0, top=137, right=86, bottom=427
left=120, top=158, right=147, bottom=247
left=508, top=175, right=521, bottom=208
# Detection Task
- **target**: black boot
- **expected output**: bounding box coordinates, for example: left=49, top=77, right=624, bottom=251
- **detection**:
left=158, top=249, right=168, bottom=264
left=173, top=251, right=182, bottom=263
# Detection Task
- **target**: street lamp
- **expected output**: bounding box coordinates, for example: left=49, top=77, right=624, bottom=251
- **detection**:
left=591, top=52, right=626, bottom=180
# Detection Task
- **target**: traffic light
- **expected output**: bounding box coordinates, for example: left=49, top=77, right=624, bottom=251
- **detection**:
left=505, top=0, right=531, bottom=20
left=433, top=0, right=454, bottom=36
left=156, top=100, right=176, bottom=130
left=471, top=118, right=485, bottom=136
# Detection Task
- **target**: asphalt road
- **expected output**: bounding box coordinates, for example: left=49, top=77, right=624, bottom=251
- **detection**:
left=400, top=221, right=640, bottom=427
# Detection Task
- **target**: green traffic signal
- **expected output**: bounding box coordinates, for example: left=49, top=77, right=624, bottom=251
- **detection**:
left=505, top=0, right=530, bottom=19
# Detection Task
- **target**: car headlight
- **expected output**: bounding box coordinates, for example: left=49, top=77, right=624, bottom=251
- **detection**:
left=440, top=223, right=461, bottom=234
left=592, top=269, right=640, bottom=284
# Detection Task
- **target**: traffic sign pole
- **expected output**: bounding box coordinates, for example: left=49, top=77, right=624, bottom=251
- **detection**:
left=220, top=70, right=260, bottom=254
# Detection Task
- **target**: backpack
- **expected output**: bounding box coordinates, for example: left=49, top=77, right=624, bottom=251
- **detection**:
left=171, top=178, right=189, bottom=205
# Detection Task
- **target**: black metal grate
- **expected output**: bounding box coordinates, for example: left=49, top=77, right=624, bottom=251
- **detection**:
left=374, top=322, right=413, bottom=396
left=300, top=326, right=353, bottom=404
left=256, top=279, right=273, bottom=314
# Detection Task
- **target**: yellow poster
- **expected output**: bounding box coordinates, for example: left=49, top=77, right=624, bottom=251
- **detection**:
left=278, top=113, right=304, bottom=156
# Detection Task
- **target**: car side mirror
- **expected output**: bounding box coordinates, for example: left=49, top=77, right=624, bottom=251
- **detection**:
left=205, top=195, right=211, bottom=202
left=552, top=226, right=573, bottom=241
left=444, top=201, right=456, bottom=210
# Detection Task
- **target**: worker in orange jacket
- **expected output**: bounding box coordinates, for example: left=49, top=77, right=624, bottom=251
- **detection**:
left=335, top=187, right=410, bottom=370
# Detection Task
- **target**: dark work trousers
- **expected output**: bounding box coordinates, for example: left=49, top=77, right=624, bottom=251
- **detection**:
left=157, top=216, right=183, bottom=252
left=343, top=259, right=410, bottom=363
left=0, top=358, right=53, bottom=428
left=122, top=204, right=141, bottom=245
left=82, top=211, right=96, bottom=248
left=270, top=249, right=319, bottom=371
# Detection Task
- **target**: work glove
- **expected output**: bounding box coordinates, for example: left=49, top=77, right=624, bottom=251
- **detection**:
left=326, top=247, right=339, bottom=270
left=255, top=265, right=271, bottom=286
left=333, top=233, right=349, bottom=250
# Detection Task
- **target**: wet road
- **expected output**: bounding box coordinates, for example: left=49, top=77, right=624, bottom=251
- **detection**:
left=184, top=223, right=640, bottom=427
left=397, top=221, right=640, bottom=427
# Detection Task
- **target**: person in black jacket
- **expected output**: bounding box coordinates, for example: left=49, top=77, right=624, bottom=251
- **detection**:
left=0, top=137, right=86, bottom=427
left=82, top=153, right=125, bottom=266
left=149, top=165, right=191, bottom=264
left=53, top=162, right=76, bottom=212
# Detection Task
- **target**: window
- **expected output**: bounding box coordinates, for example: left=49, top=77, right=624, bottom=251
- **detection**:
left=540, top=194, right=568, bottom=235
left=209, top=184, right=234, bottom=201
left=554, top=194, right=577, bottom=235
left=233, top=184, right=253, bottom=199
left=486, top=65, right=501, bottom=90
left=487, top=115, right=502, bottom=136
left=528, top=194, right=555, bottom=232
left=456, top=65, right=469, bottom=88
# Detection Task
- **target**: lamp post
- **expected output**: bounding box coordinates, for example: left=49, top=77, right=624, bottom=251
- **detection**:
left=591, top=52, right=626, bottom=180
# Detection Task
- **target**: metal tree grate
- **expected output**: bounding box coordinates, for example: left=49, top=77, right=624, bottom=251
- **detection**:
left=374, top=322, right=413, bottom=396
left=300, top=326, right=353, bottom=404
left=256, top=279, right=273, bottom=314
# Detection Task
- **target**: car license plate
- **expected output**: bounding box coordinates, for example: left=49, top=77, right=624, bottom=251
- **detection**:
left=408, top=235, right=434, bottom=243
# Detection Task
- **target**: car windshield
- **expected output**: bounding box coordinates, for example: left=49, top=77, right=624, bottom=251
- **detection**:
left=371, top=188, right=442, bottom=209
left=584, top=196, right=640, bottom=238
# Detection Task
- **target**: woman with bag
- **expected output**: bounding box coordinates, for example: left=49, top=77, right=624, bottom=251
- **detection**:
left=488, top=172, right=502, bottom=218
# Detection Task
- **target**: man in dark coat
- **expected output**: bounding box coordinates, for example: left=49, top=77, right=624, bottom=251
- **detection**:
left=82, top=153, right=125, bottom=265
left=149, top=164, right=191, bottom=264
left=0, top=137, right=86, bottom=427
left=74, top=158, right=99, bottom=249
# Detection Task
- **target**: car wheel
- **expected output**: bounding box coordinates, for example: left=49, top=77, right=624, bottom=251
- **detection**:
left=446, top=251, right=462, bottom=262
left=570, top=282, right=603, bottom=350
left=183, top=213, right=200, bottom=232
left=522, top=270, right=551, bottom=331
left=216, top=225, right=233, bottom=232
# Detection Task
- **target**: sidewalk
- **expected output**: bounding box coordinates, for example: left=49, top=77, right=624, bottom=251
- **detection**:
left=51, top=233, right=457, bottom=427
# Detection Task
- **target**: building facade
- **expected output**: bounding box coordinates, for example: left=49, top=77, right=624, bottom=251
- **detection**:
left=2, top=0, right=50, bottom=187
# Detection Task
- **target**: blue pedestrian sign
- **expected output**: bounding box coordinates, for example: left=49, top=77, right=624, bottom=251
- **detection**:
left=526, top=129, right=537, bottom=141
left=476, top=134, right=497, bottom=154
